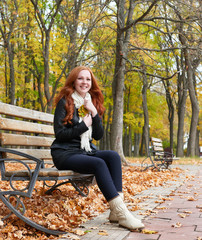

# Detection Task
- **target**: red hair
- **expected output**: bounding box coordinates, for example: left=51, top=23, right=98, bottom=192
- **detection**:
left=55, top=66, right=105, bottom=124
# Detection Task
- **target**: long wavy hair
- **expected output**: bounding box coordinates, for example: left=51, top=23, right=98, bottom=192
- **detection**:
left=55, top=66, right=105, bottom=124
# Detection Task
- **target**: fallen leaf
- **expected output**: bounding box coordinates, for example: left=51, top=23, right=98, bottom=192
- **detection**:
left=90, top=227, right=98, bottom=230
left=74, top=229, right=86, bottom=236
left=98, top=230, right=108, bottom=236
left=178, top=213, right=187, bottom=218
left=13, top=230, right=23, bottom=239
left=0, top=220, right=4, bottom=228
left=172, top=222, right=182, bottom=228
left=187, top=196, right=197, bottom=201
left=155, top=200, right=164, bottom=203
left=156, top=206, right=167, bottom=210
left=141, top=229, right=158, bottom=234
left=183, top=210, right=192, bottom=214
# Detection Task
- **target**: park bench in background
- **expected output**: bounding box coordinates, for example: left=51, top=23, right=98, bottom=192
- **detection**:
left=0, top=102, right=94, bottom=235
left=141, top=137, right=179, bottom=171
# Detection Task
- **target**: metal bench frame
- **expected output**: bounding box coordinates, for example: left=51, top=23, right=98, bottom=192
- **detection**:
left=0, top=102, right=94, bottom=235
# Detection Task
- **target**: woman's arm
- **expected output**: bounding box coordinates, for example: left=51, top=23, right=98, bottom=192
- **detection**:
left=92, top=114, right=104, bottom=140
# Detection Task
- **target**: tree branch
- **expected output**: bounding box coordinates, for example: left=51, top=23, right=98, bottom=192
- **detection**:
left=130, top=45, right=201, bottom=52
left=121, top=0, right=159, bottom=32
left=126, top=68, right=179, bottom=82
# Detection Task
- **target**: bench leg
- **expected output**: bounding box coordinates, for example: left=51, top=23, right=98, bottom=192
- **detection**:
left=44, top=177, right=93, bottom=197
left=155, top=158, right=173, bottom=170
left=0, top=193, right=66, bottom=236
left=141, top=156, right=160, bottom=171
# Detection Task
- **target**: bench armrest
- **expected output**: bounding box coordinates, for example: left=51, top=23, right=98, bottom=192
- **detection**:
left=163, top=151, right=175, bottom=158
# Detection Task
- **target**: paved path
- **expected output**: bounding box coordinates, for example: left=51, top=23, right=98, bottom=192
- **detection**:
left=125, top=165, right=202, bottom=240
left=59, top=165, right=202, bottom=240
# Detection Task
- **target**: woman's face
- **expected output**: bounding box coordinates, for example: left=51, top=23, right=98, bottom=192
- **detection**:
left=74, top=70, right=92, bottom=98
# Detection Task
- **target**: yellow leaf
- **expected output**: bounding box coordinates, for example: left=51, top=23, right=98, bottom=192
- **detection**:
left=183, top=210, right=192, bottom=214
left=98, top=230, right=108, bottom=236
left=178, top=213, right=187, bottom=218
left=141, top=229, right=158, bottom=234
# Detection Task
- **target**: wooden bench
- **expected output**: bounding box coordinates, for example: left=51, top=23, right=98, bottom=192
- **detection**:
left=141, top=137, right=179, bottom=171
left=0, top=102, right=94, bottom=235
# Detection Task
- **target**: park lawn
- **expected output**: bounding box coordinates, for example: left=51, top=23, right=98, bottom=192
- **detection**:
left=0, top=159, right=199, bottom=240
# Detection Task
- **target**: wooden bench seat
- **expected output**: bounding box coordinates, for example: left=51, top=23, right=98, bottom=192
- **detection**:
left=0, top=102, right=94, bottom=235
left=5, top=168, right=79, bottom=177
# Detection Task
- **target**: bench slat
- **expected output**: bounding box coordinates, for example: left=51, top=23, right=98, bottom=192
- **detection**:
left=152, top=142, right=163, bottom=147
left=0, top=117, right=54, bottom=135
left=5, top=168, right=76, bottom=177
left=0, top=133, right=54, bottom=147
left=153, top=146, right=164, bottom=152
left=151, top=137, right=162, bottom=143
left=0, top=102, right=53, bottom=123
left=6, top=149, right=52, bottom=160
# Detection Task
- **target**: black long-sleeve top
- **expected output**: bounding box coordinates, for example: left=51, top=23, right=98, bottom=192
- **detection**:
left=51, top=98, right=104, bottom=157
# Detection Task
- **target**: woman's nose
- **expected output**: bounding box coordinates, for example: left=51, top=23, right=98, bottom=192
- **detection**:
left=82, top=78, right=88, bottom=83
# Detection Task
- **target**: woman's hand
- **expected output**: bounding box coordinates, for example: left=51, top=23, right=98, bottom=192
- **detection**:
left=83, top=114, right=92, bottom=127
left=84, top=99, right=98, bottom=117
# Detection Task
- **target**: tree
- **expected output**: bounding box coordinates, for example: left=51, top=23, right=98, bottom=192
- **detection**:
left=0, top=0, right=18, bottom=104
left=171, top=0, right=201, bottom=156
left=111, top=0, right=158, bottom=163
left=30, top=0, right=63, bottom=113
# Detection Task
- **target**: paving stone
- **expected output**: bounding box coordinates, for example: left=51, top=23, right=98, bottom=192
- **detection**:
left=124, top=233, right=159, bottom=240
left=158, top=231, right=201, bottom=240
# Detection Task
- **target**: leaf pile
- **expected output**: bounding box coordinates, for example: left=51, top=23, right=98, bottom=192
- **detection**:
left=0, top=164, right=185, bottom=240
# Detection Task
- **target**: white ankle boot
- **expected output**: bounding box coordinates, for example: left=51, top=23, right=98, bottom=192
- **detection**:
left=109, top=192, right=124, bottom=222
left=109, top=196, right=144, bottom=230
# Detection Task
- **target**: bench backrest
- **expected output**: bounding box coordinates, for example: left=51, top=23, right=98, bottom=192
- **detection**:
left=150, top=137, right=164, bottom=156
left=0, top=102, right=54, bottom=162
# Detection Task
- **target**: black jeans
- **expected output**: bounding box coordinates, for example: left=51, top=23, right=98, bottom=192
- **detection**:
left=51, top=149, right=122, bottom=201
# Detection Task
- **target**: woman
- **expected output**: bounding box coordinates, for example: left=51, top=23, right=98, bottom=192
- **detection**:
left=51, top=66, right=144, bottom=230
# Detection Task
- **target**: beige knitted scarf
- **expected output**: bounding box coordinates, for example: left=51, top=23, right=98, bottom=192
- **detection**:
left=71, top=91, right=92, bottom=152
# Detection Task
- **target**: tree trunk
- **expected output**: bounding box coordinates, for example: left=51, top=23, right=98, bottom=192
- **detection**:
left=4, top=50, right=8, bottom=100
left=141, top=62, right=150, bottom=156
left=185, top=50, right=199, bottom=156
left=195, top=127, right=200, bottom=157
left=7, top=43, right=15, bottom=105
left=111, top=0, right=135, bottom=164
left=43, top=32, right=52, bottom=113
left=163, top=79, right=174, bottom=153
left=176, top=70, right=187, bottom=157
left=134, top=132, right=141, bottom=157
left=128, top=125, right=132, bottom=157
